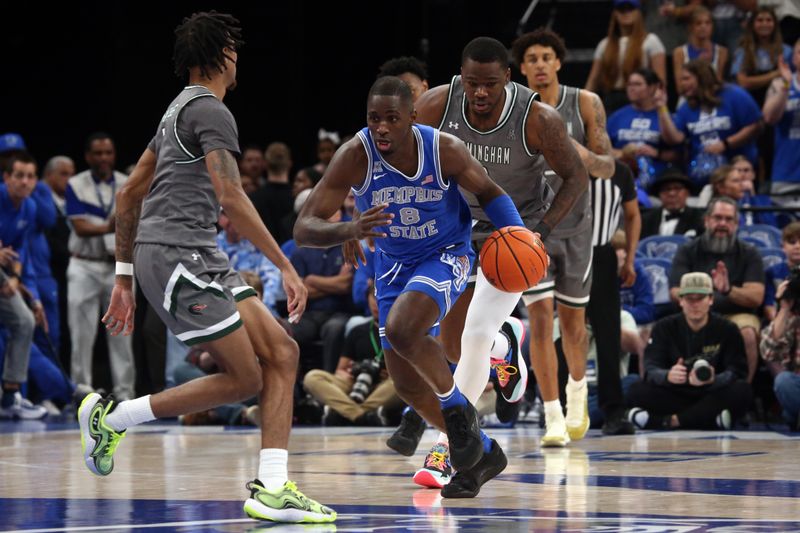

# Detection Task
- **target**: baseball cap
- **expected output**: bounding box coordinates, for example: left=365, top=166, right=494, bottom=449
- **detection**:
left=614, top=0, right=641, bottom=8
left=679, top=272, right=713, bottom=296
left=0, top=133, right=26, bottom=154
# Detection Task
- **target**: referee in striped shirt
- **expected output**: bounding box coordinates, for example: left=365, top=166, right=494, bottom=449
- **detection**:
left=588, top=160, right=641, bottom=434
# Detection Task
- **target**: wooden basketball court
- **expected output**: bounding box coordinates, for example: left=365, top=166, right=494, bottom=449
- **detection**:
left=1, top=419, right=799, bottom=531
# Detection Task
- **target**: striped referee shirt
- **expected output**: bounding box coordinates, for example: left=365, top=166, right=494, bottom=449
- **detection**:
left=590, top=162, right=636, bottom=247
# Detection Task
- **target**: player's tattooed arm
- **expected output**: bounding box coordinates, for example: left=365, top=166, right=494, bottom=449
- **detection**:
left=527, top=103, right=589, bottom=231
left=578, top=90, right=615, bottom=179
left=115, top=148, right=157, bottom=269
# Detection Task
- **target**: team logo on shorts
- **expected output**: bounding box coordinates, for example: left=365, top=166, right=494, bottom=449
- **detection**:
left=441, top=253, right=470, bottom=291
left=188, top=303, right=208, bottom=315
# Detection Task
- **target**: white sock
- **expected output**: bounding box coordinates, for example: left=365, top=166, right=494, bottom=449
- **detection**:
left=453, top=270, right=522, bottom=403
left=544, top=399, right=563, bottom=420
left=104, top=395, right=155, bottom=432
left=436, top=432, right=448, bottom=446
left=489, top=330, right=510, bottom=359
left=258, top=448, right=289, bottom=491
left=567, top=375, right=587, bottom=391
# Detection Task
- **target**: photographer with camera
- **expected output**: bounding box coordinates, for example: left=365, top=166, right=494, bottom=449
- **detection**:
left=626, top=272, right=751, bottom=430
left=303, top=286, right=399, bottom=426
left=760, top=272, right=800, bottom=431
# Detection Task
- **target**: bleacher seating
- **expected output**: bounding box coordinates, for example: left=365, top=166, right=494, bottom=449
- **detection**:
left=637, top=235, right=688, bottom=260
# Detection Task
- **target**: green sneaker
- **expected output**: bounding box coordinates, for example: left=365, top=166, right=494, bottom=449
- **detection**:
left=243, top=479, right=337, bottom=523
left=78, top=393, right=126, bottom=476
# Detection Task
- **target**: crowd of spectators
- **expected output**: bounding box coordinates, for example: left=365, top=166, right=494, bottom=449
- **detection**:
left=2, top=0, right=800, bottom=432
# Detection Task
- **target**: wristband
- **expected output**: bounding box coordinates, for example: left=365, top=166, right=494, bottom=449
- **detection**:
left=532, top=221, right=552, bottom=240
left=658, top=105, right=669, bottom=114
left=484, top=194, right=524, bottom=229
left=116, top=262, right=134, bottom=276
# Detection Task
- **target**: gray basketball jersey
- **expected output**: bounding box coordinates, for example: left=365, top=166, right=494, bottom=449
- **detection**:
left=439, top=76, right=552, bottom=239
left=137, top=85, right=240, bottom=248
left=546, top=85, right=591, bottom=238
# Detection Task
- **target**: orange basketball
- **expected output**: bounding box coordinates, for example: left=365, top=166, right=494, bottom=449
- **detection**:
left=479, top=226, right=548, bottom=292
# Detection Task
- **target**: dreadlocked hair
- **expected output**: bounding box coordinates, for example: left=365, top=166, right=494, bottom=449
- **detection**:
left=173, top=11, right=245, bottom=80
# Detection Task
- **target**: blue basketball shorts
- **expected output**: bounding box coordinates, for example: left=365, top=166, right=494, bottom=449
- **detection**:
left=374, top=248, right=474, bottom=350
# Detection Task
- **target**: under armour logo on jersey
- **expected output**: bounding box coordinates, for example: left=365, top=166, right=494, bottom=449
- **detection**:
left=507, top=128, right=516, bottom=140
left=448, top=121, right=459, bottom=130
left=191, top=252, right=200, bottom=261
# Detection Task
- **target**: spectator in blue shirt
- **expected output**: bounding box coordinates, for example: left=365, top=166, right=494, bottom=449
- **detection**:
left=217, top=209, right=284, bottom=315
left=0, top=154, right=47, bottom=419
left=28, top=177, right=59, bottom=352
left=732, top=7, right=793, bottom=107
left=763, top=38, right=800, bottom=196
left=614, top=231, right=655, bottom=325
left=765, top=222, right=800, bottom=321
left=609, top=68, right=679, bottom=199
left=657, top=59, right=762, bottom=191
left=290, top=209, right=354, bottom=373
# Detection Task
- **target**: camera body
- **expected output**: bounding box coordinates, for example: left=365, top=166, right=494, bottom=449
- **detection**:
left=685, top=356, right=713, bottom=382
left=349, top=358, right=382, bottom=403
left=778, top=266, right=800, bottom=314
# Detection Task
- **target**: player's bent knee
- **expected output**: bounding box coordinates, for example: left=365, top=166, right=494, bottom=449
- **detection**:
left=237, top=369, right=263, bottom=399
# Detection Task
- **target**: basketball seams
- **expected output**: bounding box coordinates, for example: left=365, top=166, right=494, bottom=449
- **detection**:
left=497, top=231, right=531, bottom=289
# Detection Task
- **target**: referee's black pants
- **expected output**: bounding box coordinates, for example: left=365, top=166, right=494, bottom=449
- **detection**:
left=586, top=243, right=623, bottom=417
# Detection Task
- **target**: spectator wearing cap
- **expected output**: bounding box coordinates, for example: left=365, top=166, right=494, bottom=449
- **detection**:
left=66, top=132, right=134, bottom=401
left=585, top=0, right=667, bottom=114
left=625, top=271, right=751, bottom=430
left=0, top=153, right=47, bottom=420
left=0, top=133, right=28, bottom=171
left=669, top=197, right=765, bottom=382
left=640, top=170, right=705, bottom=238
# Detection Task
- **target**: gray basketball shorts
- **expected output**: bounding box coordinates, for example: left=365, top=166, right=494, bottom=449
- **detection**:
left=134, top=243, right=258, bottom=346
left=521, top=226, right=593, bottom=308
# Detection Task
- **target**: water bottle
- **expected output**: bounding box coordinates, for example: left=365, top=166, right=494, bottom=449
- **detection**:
left=636, top=155, right=656, bottom=190
left=689, top=152, right=725, bottom=184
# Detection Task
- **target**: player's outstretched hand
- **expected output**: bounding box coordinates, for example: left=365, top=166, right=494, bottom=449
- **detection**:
left=283, top=268, right=308, bottom=324
left=102, top=283, right=136, bottom=336
left=351, top=203, right=393, bottom=240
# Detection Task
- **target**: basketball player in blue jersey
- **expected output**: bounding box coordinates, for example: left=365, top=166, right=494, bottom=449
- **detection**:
left=391, top=37, right=587, bottom=489
left=295, top=76, right=529, bottom=498
left=81, top=12, right=335, bottom=524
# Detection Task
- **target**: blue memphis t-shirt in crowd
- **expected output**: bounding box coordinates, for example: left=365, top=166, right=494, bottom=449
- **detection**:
left=764, top=262, right=791, bottom=308
left=672, top=84, right=761, bottom=187
left=619, top=261, right=655, bottom=325
left=0, top=184, right=39, bottom=301
left=730, top=44, right=793, bottom=78
left=772, top=76, right=800, bottom=192
left=608, top=105, right=668, bottom=190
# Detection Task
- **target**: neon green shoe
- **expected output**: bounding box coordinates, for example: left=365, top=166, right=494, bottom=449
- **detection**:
left=78, top=393, right=126, bottom=476
left=243, top=479, right=337, bottom=523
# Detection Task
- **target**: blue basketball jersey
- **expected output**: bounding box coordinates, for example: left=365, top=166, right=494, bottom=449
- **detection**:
left=353, top=124, right=472, bottom=263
